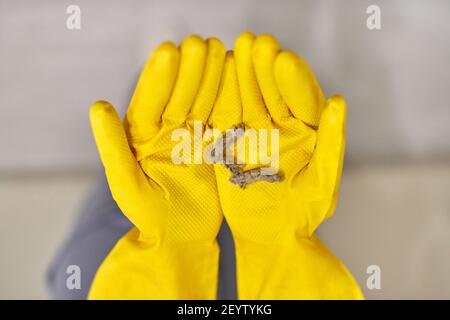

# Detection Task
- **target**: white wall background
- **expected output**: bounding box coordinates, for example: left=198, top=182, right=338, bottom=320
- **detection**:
left=1, top=0, right=449, bottom=170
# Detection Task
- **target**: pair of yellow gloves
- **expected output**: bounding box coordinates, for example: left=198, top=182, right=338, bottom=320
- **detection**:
left=88, top=32, right=363, bottom=299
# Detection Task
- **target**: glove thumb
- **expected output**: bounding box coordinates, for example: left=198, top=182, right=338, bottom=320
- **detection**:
left=294, top=95, right=346, bottom=236
left=90, top=101, right=167, bottom=239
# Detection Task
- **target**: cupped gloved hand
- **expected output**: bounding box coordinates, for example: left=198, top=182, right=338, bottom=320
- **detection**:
left=88, top=35, right=226, bottom=299
left=210, top=32, right=363, bottom=299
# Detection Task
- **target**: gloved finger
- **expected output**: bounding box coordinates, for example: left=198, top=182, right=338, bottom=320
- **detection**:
left=209, top=51, right=242, bottom=131
left=253, top=34, right=291, bottom=121
left=125, top=42, right=179, bottom=141
left=234, top=32, right=270, bottom=128
left=274, top=51, right=325, bottom=127
left=187, top=37, right=226, bottom=125
left=162, top=35, right=207, bottom=125
left=295, top=96, right=346, bottom=233
left=90, top=101, right=167, bottom=238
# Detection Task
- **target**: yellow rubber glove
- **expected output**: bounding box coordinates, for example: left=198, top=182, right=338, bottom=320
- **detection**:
left=210, top=32, right=363, bottom=299
left=88, top=35, right=226, bottom=299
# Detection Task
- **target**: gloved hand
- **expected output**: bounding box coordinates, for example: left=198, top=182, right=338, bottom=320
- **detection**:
left=209, top=32, right=363, bottom=299
left=88, top=35, right=226, bottom=299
